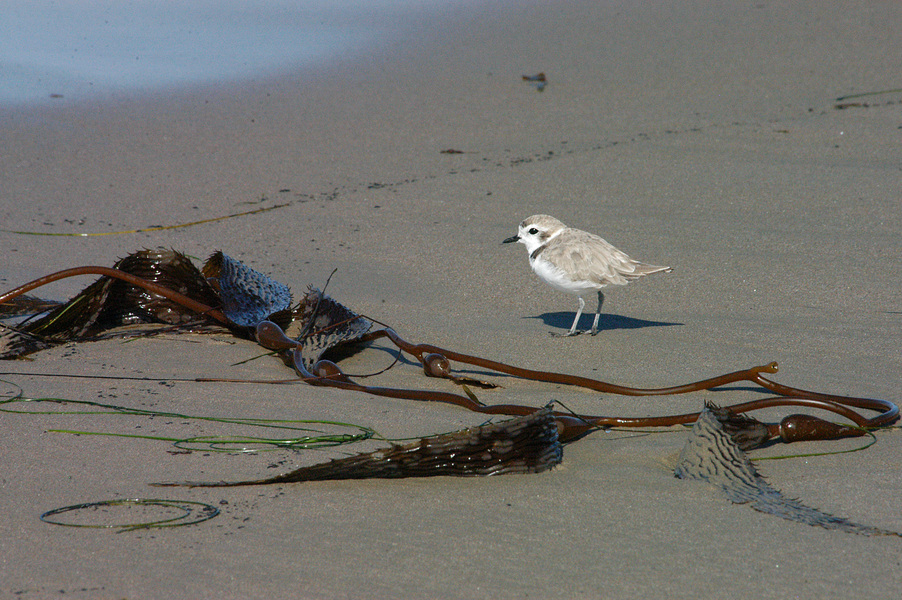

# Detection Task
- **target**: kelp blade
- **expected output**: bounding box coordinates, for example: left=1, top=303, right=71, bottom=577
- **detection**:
left=155, top=407, right=562, bottom=487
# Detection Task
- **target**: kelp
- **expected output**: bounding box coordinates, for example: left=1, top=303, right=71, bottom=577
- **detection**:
left=0, top=250, right=222, bottom=357
left=153, top=407, right=562, bottom=487
left=40, top=498, right=221, bottom=533
left=0, top=294, right=61, bottom=317
left=2, top=250, right=896, bottom=442
left=202, top=250, right=292, bottom=329
left=676, top=405, right=899, bottom=537
left=0, top=249, right=372, bottom=369
left=2, top=250, right=899, bottom=534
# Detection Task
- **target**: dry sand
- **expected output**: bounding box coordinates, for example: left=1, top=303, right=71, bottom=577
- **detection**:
left=1, top=1, right=900, bottom=598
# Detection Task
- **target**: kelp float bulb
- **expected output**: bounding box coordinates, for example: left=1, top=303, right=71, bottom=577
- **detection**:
left=778, top=414, right=865, bottom=443
left=255, top=321, right=298, bottom=350
left=313, top=360, right=345, bottom=380
left=423, top=353, right=451, bottom=378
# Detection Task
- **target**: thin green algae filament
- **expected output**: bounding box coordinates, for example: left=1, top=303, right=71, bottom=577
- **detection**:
left=39, top=498, right=221, bottom=533
left=0, top=378, right=374, bottom=452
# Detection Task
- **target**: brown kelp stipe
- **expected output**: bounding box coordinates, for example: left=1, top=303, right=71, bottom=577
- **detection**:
left=1, top=253, right=897, bottom=446
left=257, top=321, right=897, bottom=443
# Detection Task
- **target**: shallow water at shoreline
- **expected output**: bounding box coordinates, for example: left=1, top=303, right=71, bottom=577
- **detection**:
left=0, top=0, right=448, bottom=106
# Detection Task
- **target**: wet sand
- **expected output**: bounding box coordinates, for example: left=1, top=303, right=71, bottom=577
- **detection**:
left=1, top=1, right=901, bottom=598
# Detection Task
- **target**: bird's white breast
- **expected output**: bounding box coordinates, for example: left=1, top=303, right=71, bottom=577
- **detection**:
left=530, top=254, right=605, bottom=297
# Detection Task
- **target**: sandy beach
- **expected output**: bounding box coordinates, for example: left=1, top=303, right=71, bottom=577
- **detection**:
left=1, top=1, right=900, bottom=598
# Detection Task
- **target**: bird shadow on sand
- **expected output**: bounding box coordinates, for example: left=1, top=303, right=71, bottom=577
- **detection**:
left=528, top=312, right=683, bottom=332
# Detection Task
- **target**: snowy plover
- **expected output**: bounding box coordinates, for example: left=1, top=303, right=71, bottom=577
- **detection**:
left=503, top=214, right=671, bottom=336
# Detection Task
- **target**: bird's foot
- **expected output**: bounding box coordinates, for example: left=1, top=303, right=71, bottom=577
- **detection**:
left=550, top=330, right=582, bottom=337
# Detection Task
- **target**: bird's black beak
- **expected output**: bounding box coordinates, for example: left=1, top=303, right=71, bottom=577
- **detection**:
left=502, top=235, right=519, bottom=244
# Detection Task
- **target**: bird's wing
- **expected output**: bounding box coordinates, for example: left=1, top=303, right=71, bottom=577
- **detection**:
left=559, top=229, right=669, bottom=286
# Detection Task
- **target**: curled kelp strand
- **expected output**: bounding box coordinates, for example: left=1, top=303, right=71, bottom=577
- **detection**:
left=40, top=498, right=220, bottom=532
left=152, top=407, right=562, bottom=487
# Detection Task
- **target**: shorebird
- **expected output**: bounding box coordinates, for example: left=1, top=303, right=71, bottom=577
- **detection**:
left=503, top=214, right=671, bottom=336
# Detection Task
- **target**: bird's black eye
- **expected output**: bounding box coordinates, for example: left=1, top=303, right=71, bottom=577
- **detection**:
left=528, top=228, right=539, bottom=235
